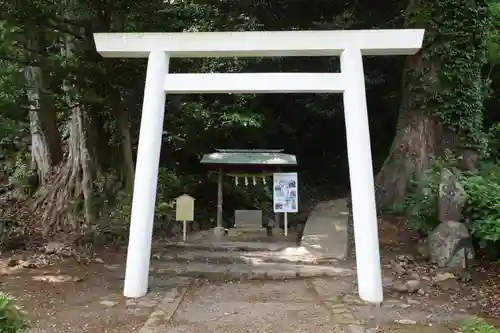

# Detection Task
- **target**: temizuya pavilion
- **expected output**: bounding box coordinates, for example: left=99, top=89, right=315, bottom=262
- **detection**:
left=200, top=149, right=297, bottom=236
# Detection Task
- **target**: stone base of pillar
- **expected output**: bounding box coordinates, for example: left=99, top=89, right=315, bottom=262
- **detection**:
left=213, top=226, right=226, bottom=238
left=227, top=227, right=267, bottom=237
left=272, top=227, right=283, bottom=237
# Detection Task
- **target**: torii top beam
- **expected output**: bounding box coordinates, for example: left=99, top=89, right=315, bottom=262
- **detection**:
left=93, top=29, right=425, bottom=58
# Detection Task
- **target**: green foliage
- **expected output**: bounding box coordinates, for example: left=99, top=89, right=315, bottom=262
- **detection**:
left=486, top=0, right=500, bottom=64
left=89, top=190, right=132, bottom=245
left=155, top=168, right=183, bottom=219
left=8, top=155, right=29, bottom=186
left=399, top=168, right=441, bottom=234
left=462, top=163, right=500, bottom=248
left=487, top=122, right=500, bottom=159
left=0, top=293, right=29, bottom=333
left=88, top=167, right=181, bottom=244
left=397, top=153, right=457, bottom=234
left=461, top=320, right=500, bottom=333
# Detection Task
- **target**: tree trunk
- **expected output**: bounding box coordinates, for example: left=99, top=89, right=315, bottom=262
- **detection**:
left=25, top=30, right=63, bottom=185
left=375, top=54, right=454, bottom=207
left=117, top=107, right=135, bottom=191
left=88, top=2, right=134, bottom=190
left=34, top=35, right=96, bottom=236
left=110, top=95, right=135, bottom=191
left=25, top=65, right=51, bottom=185
left=375, top=0, right=486, bottom=207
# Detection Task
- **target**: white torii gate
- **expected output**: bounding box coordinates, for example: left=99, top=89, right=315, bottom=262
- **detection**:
left=93, top=29, right=424, bottom=301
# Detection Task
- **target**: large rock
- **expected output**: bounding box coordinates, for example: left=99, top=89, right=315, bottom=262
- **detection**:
left=45, top=242, right=73, bottom=257
left=428, top=221, right=474, bottom=268
left=438, top=168, right=467, bottom=222
left=458, top=149, right=480, bottom=171
left=300, top=199, right=350, bottom=260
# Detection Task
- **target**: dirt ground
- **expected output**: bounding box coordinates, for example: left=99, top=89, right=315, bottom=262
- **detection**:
left=376, top=218, right=500, bottom=320
left=1, top=219, right=499, bottom=332
left=1, top=249, right=162, bottom=333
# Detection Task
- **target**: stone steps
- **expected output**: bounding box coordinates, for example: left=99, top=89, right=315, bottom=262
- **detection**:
left=150, top=229, right=353, bottom=282
left=150, top=260, right=354, bottom=281
left=162, top=240, right=297, bottom=253
left=158, top=248, right=338, bottom=265
left=150, top=243, right=354, bottom=281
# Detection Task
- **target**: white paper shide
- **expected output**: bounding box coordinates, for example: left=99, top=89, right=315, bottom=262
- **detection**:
left=273, top=173, right=298, bottom=213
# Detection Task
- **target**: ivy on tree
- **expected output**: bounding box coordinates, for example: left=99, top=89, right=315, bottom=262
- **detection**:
left=407, top=0, right=492, bottom=149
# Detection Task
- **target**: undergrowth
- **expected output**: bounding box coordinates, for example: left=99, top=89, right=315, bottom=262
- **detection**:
left=0, top=293, right=29, bottom=333
left=461, top=320, right=500, bottom=333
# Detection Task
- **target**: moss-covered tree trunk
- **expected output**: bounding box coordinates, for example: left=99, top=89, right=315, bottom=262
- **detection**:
left=376, top=0, right=490, bottom=207
left=375, top=55, right=453, bottom=207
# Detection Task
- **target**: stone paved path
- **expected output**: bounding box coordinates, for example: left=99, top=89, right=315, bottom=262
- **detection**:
left=138, top=276, right=473, bottom=333
left=141, top=279, right=345, bottom=333
left=137, top=228, right=479, bottom=332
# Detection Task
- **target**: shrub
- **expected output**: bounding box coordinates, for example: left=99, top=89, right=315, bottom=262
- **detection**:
left=7, top=154, right=29, bottom=187
left=88, top=167, right=182, bottom=245
left=461, top=320, right=500, bottom=333
left=0, top=292, right=29, bottom=333
left=401, top=165, right=442, bottom=235
left=462, top=163, right=500, bottom=249
left=398, top=154, right=457, bottom=235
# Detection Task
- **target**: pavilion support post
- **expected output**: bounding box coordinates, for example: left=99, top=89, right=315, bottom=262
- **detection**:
left=123, top=51, right=169, bottom=298
left=271, top=212, right=283, bottom=237
left=341, top=48, right=383, bottom=304
left=272, top=167, right=283, bottom=237
left=214, top=168, right=225, bottom=238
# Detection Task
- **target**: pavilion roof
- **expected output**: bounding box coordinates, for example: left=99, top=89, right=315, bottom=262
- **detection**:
left=200, top=149, right=297, bottom=166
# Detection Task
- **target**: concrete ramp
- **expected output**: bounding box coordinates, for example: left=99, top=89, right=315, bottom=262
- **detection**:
left=300, top=198, right=351, bottom=260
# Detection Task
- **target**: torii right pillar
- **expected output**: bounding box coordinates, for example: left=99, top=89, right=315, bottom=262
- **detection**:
left=341, top=48, right=383, bottom=302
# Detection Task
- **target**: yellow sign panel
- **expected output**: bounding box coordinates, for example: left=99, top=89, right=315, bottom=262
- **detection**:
left=175, top=194, right=195, bottom=221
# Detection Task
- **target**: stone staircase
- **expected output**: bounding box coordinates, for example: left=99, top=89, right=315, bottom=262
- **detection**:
left=149, top=230, right=355, bottom=282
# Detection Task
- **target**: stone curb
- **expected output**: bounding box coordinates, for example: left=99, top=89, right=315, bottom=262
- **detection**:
left=138, top=282, right=191, bottom=333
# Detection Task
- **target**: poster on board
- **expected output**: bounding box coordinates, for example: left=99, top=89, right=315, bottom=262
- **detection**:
left=273, top=172, right=298, bottom=213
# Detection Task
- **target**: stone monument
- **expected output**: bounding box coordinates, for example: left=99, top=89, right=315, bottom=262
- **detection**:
left=227, top=209, right=265, bottom=236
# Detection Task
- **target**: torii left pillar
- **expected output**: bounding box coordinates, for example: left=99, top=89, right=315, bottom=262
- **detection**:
left=123, top=51, right=169, bottom=298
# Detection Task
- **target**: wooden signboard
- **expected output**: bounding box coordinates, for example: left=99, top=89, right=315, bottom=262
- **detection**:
left=176, top=194, right=195, bottom=221
left=175, top=194, right=195, bottom=241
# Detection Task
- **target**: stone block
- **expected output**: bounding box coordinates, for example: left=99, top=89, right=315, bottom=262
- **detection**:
left=213, top=226, right=226, bottom=238
left=438, top=168, right=467, bottom=222
left=234, top=210, right=262, bottom=229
